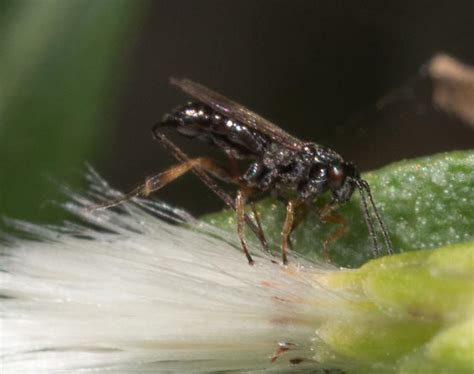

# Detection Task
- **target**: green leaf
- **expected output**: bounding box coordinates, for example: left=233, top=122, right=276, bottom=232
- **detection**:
left=205, top=150, right=474, bottom=267
left=0, top=0, right=145, bottom=225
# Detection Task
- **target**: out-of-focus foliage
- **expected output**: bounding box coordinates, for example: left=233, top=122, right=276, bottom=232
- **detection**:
left=0, top=0, right=145, bottom=226
left=206, top=150, right=474, bottom=267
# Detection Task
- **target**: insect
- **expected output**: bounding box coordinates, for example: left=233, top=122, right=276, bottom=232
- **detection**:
left=98, top=78, right=393, bottom=265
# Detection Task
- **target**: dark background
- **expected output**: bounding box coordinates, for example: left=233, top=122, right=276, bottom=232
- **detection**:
left=99, top=1, right=474, bottom=214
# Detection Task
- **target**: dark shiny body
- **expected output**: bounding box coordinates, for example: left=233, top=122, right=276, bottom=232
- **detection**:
left=98, top=78, right=392, bottom=264
left=153, top=79, right=393, bottom=263
left=161, top=101, right=359, bottom=204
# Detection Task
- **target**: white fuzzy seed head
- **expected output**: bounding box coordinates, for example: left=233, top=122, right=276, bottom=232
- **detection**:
left=0, top=173, right=351, bottom=373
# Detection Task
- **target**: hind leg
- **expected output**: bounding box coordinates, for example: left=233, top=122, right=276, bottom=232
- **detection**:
left=92, top=157, right=233, bottom=210
left=152, top=128, right=270, bottom=258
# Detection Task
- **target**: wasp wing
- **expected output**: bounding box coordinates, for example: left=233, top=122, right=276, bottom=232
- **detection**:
left=170, top=78, right=303, bottom=150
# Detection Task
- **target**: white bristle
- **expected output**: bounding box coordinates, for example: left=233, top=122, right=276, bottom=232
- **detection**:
left=0, top=173, right=345, bottom=373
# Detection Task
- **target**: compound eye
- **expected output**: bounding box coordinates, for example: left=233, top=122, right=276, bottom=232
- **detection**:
left=328, top=163, right=345, bottom=187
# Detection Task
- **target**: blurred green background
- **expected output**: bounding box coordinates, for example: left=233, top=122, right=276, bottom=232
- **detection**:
left=0, top=0, right=144, bottom=226
left=1, top=0, right=473, bottom=228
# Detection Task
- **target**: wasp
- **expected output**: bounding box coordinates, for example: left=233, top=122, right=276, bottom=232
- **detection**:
left=99, top=79, right=393, bottom=265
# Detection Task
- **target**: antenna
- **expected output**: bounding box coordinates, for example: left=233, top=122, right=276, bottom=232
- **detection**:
left=355, top=180, right=380, bottom=257
left=359, top=179, right=394, bottom=254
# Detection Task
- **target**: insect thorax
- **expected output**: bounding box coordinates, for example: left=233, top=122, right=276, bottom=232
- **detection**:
left=241, top=143, right=335, bottom=199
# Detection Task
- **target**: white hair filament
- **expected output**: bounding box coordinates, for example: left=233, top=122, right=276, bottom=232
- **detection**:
left=0, top=175, right=353, bottom=373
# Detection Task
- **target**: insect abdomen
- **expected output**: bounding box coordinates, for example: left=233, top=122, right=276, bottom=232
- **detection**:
left=157, top=102, right=268, bottom=159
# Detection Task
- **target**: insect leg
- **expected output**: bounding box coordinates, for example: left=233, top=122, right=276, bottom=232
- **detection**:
left=286, top=204, right=308, bottom=251
left=91, top=157, right=232, bottom=210
left=236, top=190, right=254, bottom=264
left=152, top=127, right=269, bottom=258
left=227, top=155, right=270, bottom=255
left=281, top=199, right=299, bottom=265
left=248, top=201, right=272, bottom=255
left=226, top=154, right=241, bottom=178
left=320, top=202, right=348, bottom=263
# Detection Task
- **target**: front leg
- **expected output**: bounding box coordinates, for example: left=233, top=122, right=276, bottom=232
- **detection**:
left=320, top=201, right=348, bottom=263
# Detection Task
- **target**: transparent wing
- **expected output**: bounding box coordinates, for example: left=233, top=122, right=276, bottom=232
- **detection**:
left=170, top=78, right=303, bottom=150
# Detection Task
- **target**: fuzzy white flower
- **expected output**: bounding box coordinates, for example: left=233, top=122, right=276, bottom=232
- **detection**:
left=0, top=173, right=350, bottom=373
